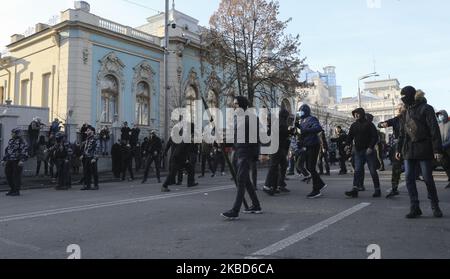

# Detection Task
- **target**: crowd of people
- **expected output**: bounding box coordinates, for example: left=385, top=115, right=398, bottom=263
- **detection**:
left=1, top=86, right=449, bottom=220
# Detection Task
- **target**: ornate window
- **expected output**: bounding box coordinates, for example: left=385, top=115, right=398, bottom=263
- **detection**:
left=136, top=81, right=150, bottom=126
left=100, top=75, right=119, bottom=124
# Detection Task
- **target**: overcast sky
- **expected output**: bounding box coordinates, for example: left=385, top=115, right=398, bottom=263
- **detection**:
left=1, top=0, right=449, bottom=111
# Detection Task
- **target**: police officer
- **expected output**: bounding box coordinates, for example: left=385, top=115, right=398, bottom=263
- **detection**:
left=1, top=128, right=29, bottom=196
left=142, top=130, right=163, bottom=184
left=49, top=132, right=73, bottom=190
left=81, top=126, right=100, bottom=191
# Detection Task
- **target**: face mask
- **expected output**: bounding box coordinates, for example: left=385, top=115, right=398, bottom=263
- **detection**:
left=401, top=94, right=415, bottom=105
left=297, top=111, right=305, bottom=118
left=438, top=115, right=445, bottom=122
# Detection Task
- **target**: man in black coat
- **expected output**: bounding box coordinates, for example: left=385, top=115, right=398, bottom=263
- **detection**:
left=263, top=109, right=291, bottom=195
left=120, top=140, right=134, bottom=182
left=345, top=108, right=381, bottom=198
left=396, top=86, right=443, bottom=218
left=121, top=122, right=131, bottom=144
left=378, top=104, right=405, bottom=198
left=142, top=131, right=163, bottom=184
left=331, top=126, right=348, bottom=175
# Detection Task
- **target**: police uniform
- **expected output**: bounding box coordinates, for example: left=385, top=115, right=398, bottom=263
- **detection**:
left=2, top=129, right=29, bottom=196
left=81, top=133, right=101, bottom=190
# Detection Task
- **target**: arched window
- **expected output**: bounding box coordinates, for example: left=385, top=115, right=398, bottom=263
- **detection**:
left=100, top=75, right=119, bottom=124
left=136, top=81, right=150, bottom=126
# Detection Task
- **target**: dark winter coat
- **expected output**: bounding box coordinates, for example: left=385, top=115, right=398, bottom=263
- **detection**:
left=331, top=130, right=347, bottom=157
left=347, top=108, right=379, bottom=151
left=295, top=104, right=322, bottom=147
left=398, top=93, right=442, bottom=160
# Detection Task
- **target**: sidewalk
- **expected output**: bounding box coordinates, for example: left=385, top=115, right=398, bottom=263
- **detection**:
left=0, top=169, right=169, bottom=192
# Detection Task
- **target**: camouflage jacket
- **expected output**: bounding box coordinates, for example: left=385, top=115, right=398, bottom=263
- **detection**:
left=2, top=137, right=29, bottom=162
left=82, top=135, right=100, bottom=158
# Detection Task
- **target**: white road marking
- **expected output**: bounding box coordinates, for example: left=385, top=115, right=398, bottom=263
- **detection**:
left=246, top=202, right=371, bottom=258
left=0, top=185, right=237, bottom=223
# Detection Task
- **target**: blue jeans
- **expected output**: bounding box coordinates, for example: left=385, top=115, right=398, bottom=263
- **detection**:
left=404, top=160, right=439, bottom=206
left=353, top=149, right=380, bottom=190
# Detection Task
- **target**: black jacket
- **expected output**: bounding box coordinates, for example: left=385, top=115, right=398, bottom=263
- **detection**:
left=121, top=127, right=131, bottom=141
left=347, top=108, right=379, bottom=152
left=146, top=136, right=162, bottom=156
left=398, top=95, right=442, bottom=160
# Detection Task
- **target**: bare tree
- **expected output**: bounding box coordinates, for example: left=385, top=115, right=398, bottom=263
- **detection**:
left=204, top=0, right=309, bottom=106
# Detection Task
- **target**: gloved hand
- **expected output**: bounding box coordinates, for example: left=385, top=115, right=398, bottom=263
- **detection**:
left=366, top=148, right=374, bottom=155
left=395, top=152, right=402, bottom=161
left=91, top=158, right=97, bottom=164
left=435, top=153, right=443, bottom=162
left=18, top=161, right=25, bottom=167
left=154, top=151, right=158, bottom=156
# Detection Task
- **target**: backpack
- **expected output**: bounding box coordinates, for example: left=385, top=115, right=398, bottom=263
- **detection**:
left=405, top=104, right=429, bottom=143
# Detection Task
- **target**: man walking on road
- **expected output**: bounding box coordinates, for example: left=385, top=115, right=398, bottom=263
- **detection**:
left=221, top=96, right=262, bottom=220
left=344, top=108, right=381, bottom=198
left=397, top=87, right=443, bottom=218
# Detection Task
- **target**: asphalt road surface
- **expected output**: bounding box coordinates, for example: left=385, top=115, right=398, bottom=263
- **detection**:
left=0, top=167, right=449, bottom=259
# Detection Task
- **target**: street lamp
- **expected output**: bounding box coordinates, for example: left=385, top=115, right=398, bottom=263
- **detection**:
left=358, top=72, right=379, bottom=108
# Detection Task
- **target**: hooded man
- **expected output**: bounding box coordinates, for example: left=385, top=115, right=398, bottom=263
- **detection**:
left=295, top=104, right=327, bottom=198
left=436, top=110, right=450, bottom=189
left=1, top=128, right=29, bottom=196
left=345, top=108, right=381, bottom=198
left=81, top=126, right=100, bottom=191
left=48, top=132, right=73, bottom=190
left=396, top=87, right=443, bottom=218
left=331, top=126, right=348, bottom=175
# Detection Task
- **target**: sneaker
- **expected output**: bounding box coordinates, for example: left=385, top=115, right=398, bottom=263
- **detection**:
left=80, top=187, right=91, bottom=191
left=432, top=205, right=443, bottom=218
left=211, top=174, right=216, bottom=178
left=221, top=210, right=239, bottom=220
left=243, top=206, right=263, bottom=214
left=198, top=175, right=204, bottom=178
left=319, top=184, right=328, bottom=193
left=8, top=191, right=20, bottom=196
left=5, top=191, right=13, bottom=196
left=161, top=186, right=170, bottom=192
left=345, top=189, right=359, bottom=198
left=357, top=186, right=366, bottom=192
left=187, top=183, right=199, bottom=188
left=91, top=186, right=99, bottom=191
left=406, top=206, right=422, bottom=219
left=263, top=186, right=275, bottom=196
left=279, top=187, right=291, bottom=193
left=307, top=191, right=322, bottom=199
left=141, top=179, right=147, bottom=184
left=373, top=190, right=381, bottom=198
left=386, top=189, right=400, bottom=199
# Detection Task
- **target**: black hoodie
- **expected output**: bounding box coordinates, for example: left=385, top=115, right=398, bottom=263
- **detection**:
left=347, top=108, right=379, bottom=151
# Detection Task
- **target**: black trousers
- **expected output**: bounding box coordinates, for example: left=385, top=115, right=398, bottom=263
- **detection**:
left=5, top=161, right=23, bottom=193
left=213, top=152, right=226, bottom=174
left=318, top=151, right=330, bottom=174
left=338, top=155, right=347, bottom=174
left=296, top=152, right=310, bottom=177
left=143, top=155, right=161, bottom=181
left=164, top=158, right=195, bottom=187
left=249, top=159, right=258, bottom=189
left=36, top=160, right=48, bottom=176
left=83, top=159, right=99, bottom=188
left=232, top=154, right=261, bottom=213
left=122, top=159, right=134, bottom=180
left=55, top=159, right=71, bottom=189
left=305, top=145, right=325, bottom=192
left=265, top=148, right=288, bottom=189
left=200, top=153, right=214, bottom=176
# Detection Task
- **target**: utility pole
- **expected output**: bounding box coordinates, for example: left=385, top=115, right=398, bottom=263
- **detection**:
left=164, top=0, right=170, bottom=142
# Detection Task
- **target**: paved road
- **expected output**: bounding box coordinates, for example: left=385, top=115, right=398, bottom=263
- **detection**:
left=0, top=167, right=449, bottom=259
